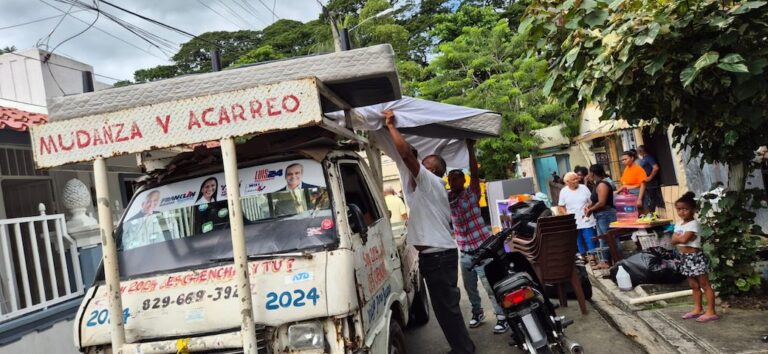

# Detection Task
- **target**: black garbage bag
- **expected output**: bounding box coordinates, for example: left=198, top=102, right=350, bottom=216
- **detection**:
left=610, top=247, right=685, bottom=287
left=544, top=259, right=592, bottom=300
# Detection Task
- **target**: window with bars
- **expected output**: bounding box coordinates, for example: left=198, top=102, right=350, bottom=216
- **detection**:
left=0, top=146, right=48, bottom=177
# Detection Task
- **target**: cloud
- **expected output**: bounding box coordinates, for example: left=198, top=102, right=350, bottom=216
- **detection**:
left=0, top=0, right=324, bottom=82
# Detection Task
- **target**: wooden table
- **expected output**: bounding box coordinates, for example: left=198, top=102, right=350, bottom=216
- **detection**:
left=596, top=220, right=672, bottom=266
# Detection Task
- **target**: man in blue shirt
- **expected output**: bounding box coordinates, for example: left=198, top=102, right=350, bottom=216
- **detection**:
left=637, top=145, right=664, bottom=213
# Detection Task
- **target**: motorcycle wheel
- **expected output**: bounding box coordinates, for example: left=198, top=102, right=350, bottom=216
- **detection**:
left=521, top=325, right=554, bottom=354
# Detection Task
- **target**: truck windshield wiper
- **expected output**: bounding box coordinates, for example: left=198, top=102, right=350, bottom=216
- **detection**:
left=210, top=250, right=314, bottom=262
left=246, top=213, right=300, bottom=224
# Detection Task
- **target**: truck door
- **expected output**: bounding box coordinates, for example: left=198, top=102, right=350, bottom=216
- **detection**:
left=337, top=161, right=395, bottom=334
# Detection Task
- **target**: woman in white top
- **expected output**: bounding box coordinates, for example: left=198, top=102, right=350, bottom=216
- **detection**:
left=672, top=192, right=718, bottom=323
left=558, top=172, right=597, bottom=255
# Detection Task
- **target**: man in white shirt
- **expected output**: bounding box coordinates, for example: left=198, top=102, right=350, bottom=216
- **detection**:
left=558, top=172, right=597, bottom=255
left=383, top=109, right=475, bottom=354
left=384, top=186, right=408, bottom=223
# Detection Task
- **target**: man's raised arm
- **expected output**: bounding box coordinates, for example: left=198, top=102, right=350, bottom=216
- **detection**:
left=383, top=110, right=420, bottom=178
left=467, top=139, right=481, bottom=193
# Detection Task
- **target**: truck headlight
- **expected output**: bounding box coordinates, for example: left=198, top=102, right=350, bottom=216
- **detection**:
left=288, top=321, right=325, bottom=350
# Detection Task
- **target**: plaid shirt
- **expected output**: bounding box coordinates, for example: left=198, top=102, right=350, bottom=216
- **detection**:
left=449, top=187, right=491, bottom=252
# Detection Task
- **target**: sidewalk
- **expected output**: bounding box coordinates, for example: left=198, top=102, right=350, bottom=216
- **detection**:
left=588, top=269, right=768, bottom=354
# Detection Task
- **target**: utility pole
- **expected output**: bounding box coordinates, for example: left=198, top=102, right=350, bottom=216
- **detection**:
left=329, top=12, right=343, bottom=52
left=210, top=49, right=222, bottom=71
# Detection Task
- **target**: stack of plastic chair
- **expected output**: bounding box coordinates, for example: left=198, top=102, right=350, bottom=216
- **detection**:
left=520, top=214, right=588, bottom=314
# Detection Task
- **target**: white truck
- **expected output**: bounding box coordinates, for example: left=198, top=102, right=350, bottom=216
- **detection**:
left=29, top=45, right=499, bottom=354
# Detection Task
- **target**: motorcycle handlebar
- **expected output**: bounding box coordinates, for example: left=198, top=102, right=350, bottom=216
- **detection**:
left=470, top=223, right=521, bottom=267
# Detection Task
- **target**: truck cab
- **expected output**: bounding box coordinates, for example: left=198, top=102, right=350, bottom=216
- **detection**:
left=29, top=45, right=497, bottom=354
left=74, top=139, right=427, bottom=353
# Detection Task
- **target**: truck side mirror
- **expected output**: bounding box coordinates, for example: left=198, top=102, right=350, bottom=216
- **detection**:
left=348, top=204, right=368, bottom=244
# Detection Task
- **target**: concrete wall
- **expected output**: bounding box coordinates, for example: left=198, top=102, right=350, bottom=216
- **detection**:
left=381, top=155, right=403, bottom=194
left=0, top=49, right=109, bottom=115
left=0, top=49, right=48, bottom=113
left=1, top=319, right=79, bottom=354
left=682, top=148, right=767, bottom=229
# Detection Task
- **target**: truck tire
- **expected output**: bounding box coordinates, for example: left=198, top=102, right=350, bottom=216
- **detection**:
left=408, top=278, right=430, bottom=327
left=388, top=319, right=407, bottom=354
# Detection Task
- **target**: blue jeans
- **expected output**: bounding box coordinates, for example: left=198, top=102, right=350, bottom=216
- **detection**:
left=460, top=252, right=503, bottom=317
left=594, top=208, right=619, bottom=261
left=577, top=227, right=597, bottom=255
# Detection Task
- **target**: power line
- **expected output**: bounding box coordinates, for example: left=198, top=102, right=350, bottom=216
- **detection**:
left=216, top=0, right=258, bottom=29
left=50, top=0, right=180, bottom=56
left=0, top=10, right=85, bottom=31
left=96, top=0, right=226, bottom=49
left=39, top=0, right=170, bottom=60
left=5, top=51, right=122, bottom=82
left=229, top=0, right=258, bottom=19
left=197, top=0, right=244, bottom=30
left=233, top=0, right=268, bottom=26
left=38, top=1, right=77, bottom=50
left=238, top=0, right=269, bottom=26
left=256, top=0, right=281, bottom=20
left=44, top=0, right=100, bottom=58
left=272, top=0, right=277, bottom=22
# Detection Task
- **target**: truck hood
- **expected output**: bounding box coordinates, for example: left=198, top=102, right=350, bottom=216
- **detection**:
left=76, top=253, right=331, bottom=347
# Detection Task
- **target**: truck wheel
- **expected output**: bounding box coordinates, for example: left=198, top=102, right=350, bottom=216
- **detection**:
left=408, top=278, right=430, bottom=327
left=388, top=319, right=407, bottom=354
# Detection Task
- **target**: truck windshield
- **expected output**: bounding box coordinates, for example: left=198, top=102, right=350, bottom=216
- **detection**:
left=116, top=159, right=336, bottom=276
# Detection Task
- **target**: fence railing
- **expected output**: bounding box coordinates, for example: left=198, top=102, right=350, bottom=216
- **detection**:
left=0, top=204, right=83, bottom=322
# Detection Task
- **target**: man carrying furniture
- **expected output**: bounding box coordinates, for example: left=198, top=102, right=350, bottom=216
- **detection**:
left=383, top=109, right=475, bottom=354
left=447, top=140, right=508, bottom=334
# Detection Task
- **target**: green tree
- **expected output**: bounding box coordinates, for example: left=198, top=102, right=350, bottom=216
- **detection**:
left=526, top=0, right=768, bottom=296
left=112, top=80, right=133, bottom=87
left=399, top=0, right=452, bottom=64
left=324, top=0, right=367, bottom=17
left=134, top=64, right=180, bottom=83
left=344, top=0, right=425, bottom=96
left=134, top=30, right=261, bottom=81
left=350, top=0, right=411, bottom=58
left=261, top=19, right=330, bottom=57
left=0, top=46, right=16, bottom=54
left=172, top=30, right=262, bottom=74
left=420, top=7, right=577, bottom=178
left=233, top=45, right=286, bottom=66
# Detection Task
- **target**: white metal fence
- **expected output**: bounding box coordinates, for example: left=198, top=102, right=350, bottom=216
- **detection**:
left=0, top=204, right=83, bottom=322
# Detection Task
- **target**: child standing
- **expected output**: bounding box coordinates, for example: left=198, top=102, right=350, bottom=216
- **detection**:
left=672, top=192, right=718, bottom=322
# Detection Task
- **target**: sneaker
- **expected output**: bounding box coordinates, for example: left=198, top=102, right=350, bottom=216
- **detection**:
left=469, top=312, right=485, bottom=328
left=493, top=319, right=509, bottom=334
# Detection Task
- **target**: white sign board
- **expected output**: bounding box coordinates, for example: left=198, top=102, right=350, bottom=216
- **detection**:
left=29, top=77, right=323, bottom=168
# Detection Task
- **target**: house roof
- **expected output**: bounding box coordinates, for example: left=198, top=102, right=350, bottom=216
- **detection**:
left=0, top=106, right=48, bottom=132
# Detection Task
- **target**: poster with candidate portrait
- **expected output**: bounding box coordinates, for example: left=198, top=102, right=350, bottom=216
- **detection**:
left=124, top=159, right=326, bottom=220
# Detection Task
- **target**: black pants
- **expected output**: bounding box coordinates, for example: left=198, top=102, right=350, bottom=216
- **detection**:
left=419, top=249, right=475, bottom=354
left=643, top=186, right=665, bottom=212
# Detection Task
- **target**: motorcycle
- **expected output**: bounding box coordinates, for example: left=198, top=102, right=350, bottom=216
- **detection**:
left=472, top=200, right=583, bottom=354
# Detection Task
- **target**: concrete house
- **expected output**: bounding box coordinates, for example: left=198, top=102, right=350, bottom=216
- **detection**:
left=0, top=49, right=142, bottom=353
left=527, top=104, right=768, bottom=226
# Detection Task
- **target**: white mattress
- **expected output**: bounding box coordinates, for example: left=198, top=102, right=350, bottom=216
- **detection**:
left=400, top=112, right=502, bottom=138
left=47, top=44, right=401, bottom=121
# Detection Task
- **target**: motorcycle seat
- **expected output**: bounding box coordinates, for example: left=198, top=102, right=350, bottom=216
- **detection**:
left=492, top=271, right=535, bottom=296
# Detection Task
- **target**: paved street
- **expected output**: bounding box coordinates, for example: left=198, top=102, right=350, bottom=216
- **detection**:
left=404, top=276, right=645, bottom=354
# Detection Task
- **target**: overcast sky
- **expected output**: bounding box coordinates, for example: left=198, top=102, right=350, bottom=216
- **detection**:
left=0, top=0, right=324, bottom=82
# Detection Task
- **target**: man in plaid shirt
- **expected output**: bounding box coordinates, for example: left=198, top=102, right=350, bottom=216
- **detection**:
left=448, top=140, right=507, bottom=334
